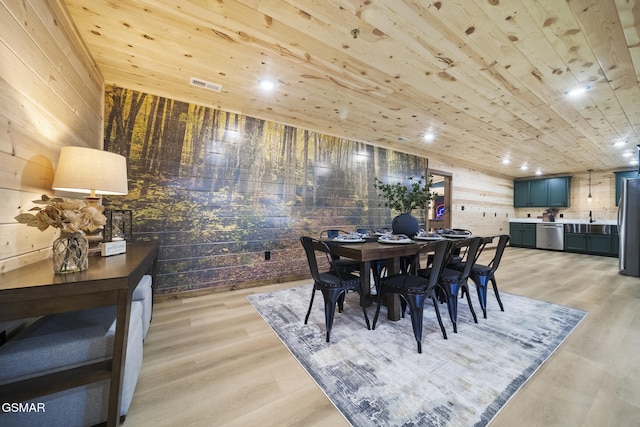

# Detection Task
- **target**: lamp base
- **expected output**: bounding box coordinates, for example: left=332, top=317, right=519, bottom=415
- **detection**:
left=85, top=229, right=104, bottom=256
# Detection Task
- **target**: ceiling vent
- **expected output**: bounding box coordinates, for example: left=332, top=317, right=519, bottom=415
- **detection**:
left=190, top=77, right=222, bottom=92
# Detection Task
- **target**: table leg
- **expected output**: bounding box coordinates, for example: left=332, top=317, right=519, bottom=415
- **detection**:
left=359, top=260, right=372, bottom=308
left=385, top=258, right=402, bottom=321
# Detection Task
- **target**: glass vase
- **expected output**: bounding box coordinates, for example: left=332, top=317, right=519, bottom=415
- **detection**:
left=52, top=231, right=89, bottom=274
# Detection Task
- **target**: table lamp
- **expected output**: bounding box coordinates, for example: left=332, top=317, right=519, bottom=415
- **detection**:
left=52, top=146, right=128, bottom=249
left=52, top=146, right=128, bottom=205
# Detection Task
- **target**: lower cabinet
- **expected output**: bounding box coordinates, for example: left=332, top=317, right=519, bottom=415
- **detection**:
left=565, top=233, right=587, bottom=252
left=511, top=222, right=618, bottom=257
left=588, top=234, right=612, bottom=255
left=611, top=229, right=619, bottom=256
left=510, top=223, right=536, bottom=248
left=564, top=231, right=616, bottom=256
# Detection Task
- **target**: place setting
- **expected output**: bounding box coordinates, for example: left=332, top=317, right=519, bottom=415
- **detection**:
left=377, top=232, right=414, bottom=244
left=413, top=229, right=445, bottom=241
left=331, top=232, right=366, bottom=243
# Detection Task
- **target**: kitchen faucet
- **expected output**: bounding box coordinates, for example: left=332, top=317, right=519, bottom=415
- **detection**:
left=589, top=210, right=595, bottom=223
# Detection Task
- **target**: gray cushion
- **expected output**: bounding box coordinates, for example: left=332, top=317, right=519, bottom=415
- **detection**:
left=0, top=302, right=143, bottom=384
left=133, top=274, right=152, bottom=338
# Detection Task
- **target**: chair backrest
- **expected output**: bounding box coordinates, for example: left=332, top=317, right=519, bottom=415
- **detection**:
left=424, top=239, right=451, bottom=289
left=319, top=229, right=349, bottom=239
left=487, top=234, right=510, bottom=273
left=452, top=237, right=483, bottom=281
left=401, top=240, right=451, bottom=287
left=300, top=236, right=332, bottom=282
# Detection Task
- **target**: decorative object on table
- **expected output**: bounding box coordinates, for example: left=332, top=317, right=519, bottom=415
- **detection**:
left=373, top=175, right=434, bottom=237
left=101, top=240, right=127, bottom=257
left=248, top=285, right=586, bottom=427
left=52, top=231, right=89, bottom=273
left=14, top=195, right=106, bottom=273
left=51, top=146, right=128, bottom=251
left=104, top=209, right=133, bottom=242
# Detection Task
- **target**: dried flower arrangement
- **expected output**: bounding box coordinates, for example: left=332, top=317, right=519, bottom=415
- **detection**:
left=15, top=195, right=106, bottom=234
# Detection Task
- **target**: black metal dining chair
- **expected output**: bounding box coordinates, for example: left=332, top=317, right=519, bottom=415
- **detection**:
left=430, top=237, right=482, bottom=333
left=300, top=236, right=370, bottom=342
left=372, top=240, right=451, bottom=353
left=319, top=229, right=361, bottom=274
left=450, top=234, right=509, bottom=318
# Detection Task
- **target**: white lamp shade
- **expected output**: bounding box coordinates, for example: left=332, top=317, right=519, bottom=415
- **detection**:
left=52, top=147, right=128, bottom=196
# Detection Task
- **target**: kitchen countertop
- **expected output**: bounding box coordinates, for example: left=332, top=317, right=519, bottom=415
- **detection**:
left=510, top=218, right=617, bottom=225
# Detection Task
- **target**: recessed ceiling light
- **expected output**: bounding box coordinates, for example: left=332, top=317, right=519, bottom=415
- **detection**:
left=564, top=85, right=590, bottom=98
left=423, top=132, right=435, bottom=142
left=535, top=169, right=543, bottom=176
left=258, top=79, right=275, bottom=90
left=502, top=157, right=510, bottom=165
left=623, top=151, right=633, bottom=157
left=520, top=163, right=528, bottom=171
left=614, top=140, right=626, bottom=147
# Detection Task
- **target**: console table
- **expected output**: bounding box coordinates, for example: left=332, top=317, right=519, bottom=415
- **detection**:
left=0, top=241, right=159, bottom=427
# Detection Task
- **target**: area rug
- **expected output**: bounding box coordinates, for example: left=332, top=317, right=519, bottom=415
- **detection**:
left=247, top=285, right=586, bottom=427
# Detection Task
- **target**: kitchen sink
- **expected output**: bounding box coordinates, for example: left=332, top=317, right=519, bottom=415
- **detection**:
left=587, top=224, right=611, bottom=235
left=563, top=223, right=612, bottom=235
left=564, top=224, right=587, bottom=234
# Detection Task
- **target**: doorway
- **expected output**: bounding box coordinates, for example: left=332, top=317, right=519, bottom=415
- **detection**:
left=426, top=169, right=451, bottom=231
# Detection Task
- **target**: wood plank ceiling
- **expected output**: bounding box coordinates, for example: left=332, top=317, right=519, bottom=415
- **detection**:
left=61, top=0, right=640, bottom=178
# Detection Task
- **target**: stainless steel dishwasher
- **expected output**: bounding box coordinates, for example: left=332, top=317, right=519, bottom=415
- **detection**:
left=536, top=223, right=564, bottom=250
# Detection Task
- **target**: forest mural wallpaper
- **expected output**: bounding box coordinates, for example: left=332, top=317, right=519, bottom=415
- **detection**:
left=103, top=85, right=429, bottom=296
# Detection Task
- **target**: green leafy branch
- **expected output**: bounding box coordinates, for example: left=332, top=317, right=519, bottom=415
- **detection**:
left=373, top=175, right=434, bottom=214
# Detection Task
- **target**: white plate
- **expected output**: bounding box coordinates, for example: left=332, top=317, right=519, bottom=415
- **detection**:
left=332, top=238, right=365, bottom=243
left=442, top=234, right=469, bottom=239
left=378, top=238, right=414, bottom=244
left=414, top=235, right=444, bottom=241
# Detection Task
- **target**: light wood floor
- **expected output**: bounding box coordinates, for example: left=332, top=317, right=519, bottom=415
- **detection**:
left=124, top=247, right=640, bottom=427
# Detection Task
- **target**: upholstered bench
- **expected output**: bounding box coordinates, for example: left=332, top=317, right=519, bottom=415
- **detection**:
left=0, top=275, right=153, bottom=427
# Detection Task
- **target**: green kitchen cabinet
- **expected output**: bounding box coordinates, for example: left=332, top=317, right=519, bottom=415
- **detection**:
left=513, top=181, right=532, bottom=207
left=564, top=233, right=587, bottom=252
left=513, top=177, right=570, bottom=208
left=587, top=234, right=612, bottom=255
left=546, top=177, right=571, bottom=207
left=509, top=222, right=536, bottom=248
left=611, top=226, right=619, bottom=256
left=529, top=179, right=548, bottom=206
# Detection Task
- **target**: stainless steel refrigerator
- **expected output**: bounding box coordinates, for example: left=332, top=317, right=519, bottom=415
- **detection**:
left=618, top=178, right=640, bottom=276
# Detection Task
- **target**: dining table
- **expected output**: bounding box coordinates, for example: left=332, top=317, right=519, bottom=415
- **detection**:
left=326, top=235, right=494, bottom=321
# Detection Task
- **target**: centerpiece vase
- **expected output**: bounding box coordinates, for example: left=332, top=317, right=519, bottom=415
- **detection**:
left=392, top=213, right=420, bottom=237
left=52, top=231, right=89, bottom=274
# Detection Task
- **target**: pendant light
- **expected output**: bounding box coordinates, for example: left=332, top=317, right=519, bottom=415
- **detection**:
left=587, top=169, right=593, bottom=201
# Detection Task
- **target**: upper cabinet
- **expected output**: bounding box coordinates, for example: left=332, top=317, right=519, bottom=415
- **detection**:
left=614, top=170, right=639, bottom=206
left=514, top=176, right=571, bottom=208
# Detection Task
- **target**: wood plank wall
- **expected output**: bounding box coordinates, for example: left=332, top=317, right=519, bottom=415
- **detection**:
left=0, top=0, right=103, bottom=273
